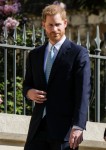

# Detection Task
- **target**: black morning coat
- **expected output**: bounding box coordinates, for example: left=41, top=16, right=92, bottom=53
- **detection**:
left=23, top=38, right=91, bottom=145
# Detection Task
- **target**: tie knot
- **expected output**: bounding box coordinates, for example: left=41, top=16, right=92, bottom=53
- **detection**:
left=50, top=46, right=55, bottom=51
left=50, top=46, right=55, bottom=58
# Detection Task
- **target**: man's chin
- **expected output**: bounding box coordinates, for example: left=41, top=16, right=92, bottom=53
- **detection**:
left=52, top=37, right=61, bottom=41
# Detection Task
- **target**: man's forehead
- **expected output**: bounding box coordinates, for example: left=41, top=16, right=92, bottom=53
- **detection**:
left=45, top=14, right=64, bottom=21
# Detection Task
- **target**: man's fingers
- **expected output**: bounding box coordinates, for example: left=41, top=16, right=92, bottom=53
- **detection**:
left=69, top=129, right=83, bottom=149
left=37, top=94, right=47, bottom=99
left=35, top=90, right=47, bottom=95
left=69, top=136, right=79, bottom=149
left=69, top=135, right=83, bottom=149
left=34, top=99, right=44, bottom=104
left=69, top=136, right=75, bottom=148
left=27, top=89, right=47, bottom=102
left=73, top=136, right=78, bottom=149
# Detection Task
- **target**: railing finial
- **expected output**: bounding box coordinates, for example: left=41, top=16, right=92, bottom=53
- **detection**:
left=77, top=30, right=81, bottom=45
left=94, top=25, right=101, bottom=51
left=86, top=32, right=90, bottom=53
left=32, top=25, right=36, bottom=47
left=4, top=25, right=8, bottom=44
left=22, top=24, right=27, bottom=45
left=41, top=28, right=45, bottom=45
left=13, top=26, right=17, bottom=45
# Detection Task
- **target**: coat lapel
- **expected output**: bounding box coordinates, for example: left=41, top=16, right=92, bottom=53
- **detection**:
left=38, top=43, right=48, bottom=87
left=48, top=39, right=72, bottom=85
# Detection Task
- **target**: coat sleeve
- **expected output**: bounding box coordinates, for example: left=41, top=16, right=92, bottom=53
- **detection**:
left=23, top=52, right=34, bottom=98
left=73, top=47, right=91, bottom=129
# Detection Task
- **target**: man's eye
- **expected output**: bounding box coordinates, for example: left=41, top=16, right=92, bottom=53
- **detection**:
left=56, top=24, right=61, bottom=26
left=48, top=24, right=61, bottom=28
left=48, top=24, right=53, bottom=27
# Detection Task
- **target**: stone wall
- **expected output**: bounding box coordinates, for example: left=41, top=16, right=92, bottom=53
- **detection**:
left=0, top=113, right=106, bottom=150
left=68, top=10, right=106, bottom=42
left=29, top=10, right=106, bottom=47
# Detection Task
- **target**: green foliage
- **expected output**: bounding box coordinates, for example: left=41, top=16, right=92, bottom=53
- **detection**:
left=0, top=24, right=44, bottom=115
left=0, top=77, right=32, bottom=115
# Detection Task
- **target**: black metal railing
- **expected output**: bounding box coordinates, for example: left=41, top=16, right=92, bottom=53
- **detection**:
left=0, top=25, right=106, bottom=123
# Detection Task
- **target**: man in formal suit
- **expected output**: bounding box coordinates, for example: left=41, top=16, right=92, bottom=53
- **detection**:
left=23, top=4, right=91, bottom=150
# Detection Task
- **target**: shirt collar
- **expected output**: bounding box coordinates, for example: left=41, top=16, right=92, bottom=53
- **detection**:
left=48, top=35, right=66, bottom=51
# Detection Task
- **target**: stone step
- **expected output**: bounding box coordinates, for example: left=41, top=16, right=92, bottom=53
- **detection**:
left=0, top=113, right=106, bottom=150
left=0, top=145, right=23, bottom=150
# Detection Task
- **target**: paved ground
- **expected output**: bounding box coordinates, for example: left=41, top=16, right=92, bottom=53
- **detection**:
left=0, top=145, right=23, bottom=150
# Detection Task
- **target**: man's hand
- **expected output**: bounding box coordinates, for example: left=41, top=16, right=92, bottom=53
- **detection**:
left=27, top=89, right=47, bottom=104
left=69, top=128, right=83, bottom=149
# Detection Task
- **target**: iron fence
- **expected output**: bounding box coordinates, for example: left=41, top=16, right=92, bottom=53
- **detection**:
left=0, top=25, right=106, bottom=123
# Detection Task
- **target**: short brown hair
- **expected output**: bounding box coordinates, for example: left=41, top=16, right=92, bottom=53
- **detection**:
left=42, top=4, right=67, bottom=21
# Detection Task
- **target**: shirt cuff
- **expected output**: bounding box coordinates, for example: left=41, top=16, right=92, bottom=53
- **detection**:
left=72, top=125, right=83, bottom=131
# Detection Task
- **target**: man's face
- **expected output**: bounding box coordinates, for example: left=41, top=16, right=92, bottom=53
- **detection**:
left=42, top=13, right=67, bottom=45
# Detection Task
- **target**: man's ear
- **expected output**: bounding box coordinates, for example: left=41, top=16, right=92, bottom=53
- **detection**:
left=42, top=21, right=45, bottom=29
left=64, top=19, right=68, bottom=28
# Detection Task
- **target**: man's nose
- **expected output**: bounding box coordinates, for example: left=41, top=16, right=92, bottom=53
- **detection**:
left=52, top=26, right=58, bottom=31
